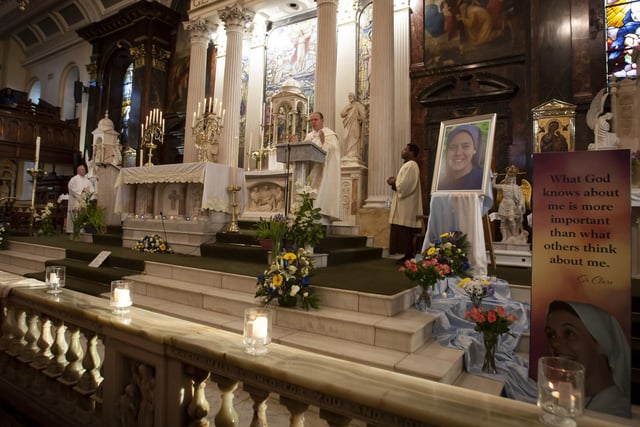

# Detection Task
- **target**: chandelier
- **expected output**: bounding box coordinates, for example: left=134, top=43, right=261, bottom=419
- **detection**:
left=17, top=0, right=29, bottom=11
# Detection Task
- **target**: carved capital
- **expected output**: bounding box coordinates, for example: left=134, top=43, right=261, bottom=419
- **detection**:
left=152, top=45, right=171, bottom=71
left=219, top=4, right=254, bottom=32
left=130, top=44, right=146, bottom=69
left=183, top=18, right=215, bottom=45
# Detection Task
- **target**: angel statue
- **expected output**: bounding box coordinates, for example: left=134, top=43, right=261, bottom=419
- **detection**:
left=585, top=88, right=619, bottom=151
left=492, top=165, right=531, bottom=244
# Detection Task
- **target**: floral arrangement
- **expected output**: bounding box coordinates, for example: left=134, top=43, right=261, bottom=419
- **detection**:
left=255, top=247, right=319, bottom=310
left=465, top=305, right=516, bottom=336
left=34, top=202, right=56, bottom=236
left=132, top=234, right=173, bottom=253
left=400, top=256, right=451, bottom=290
left=0, top=222, right=8, bottom=250
left=458, top=277, right=494, bottom=308
left=422, top=231, right=471, bottom=277
left=288, top=183, right=325, bottom=249
left=71, top=188, right=106, bottom=237
left=254, top=213, right=289, bottom=261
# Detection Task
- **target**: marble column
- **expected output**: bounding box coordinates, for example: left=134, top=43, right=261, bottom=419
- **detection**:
left=245, top=16, right=268, bottom=168
left=314, top=0, right=338, bottom=130
left=394, top=1, right=411, bottom=165
left=183, top=18, right=214, bottom=164
left=219, top=4, right=254, bottom=168
left=365, top=1, right=394, bottom=207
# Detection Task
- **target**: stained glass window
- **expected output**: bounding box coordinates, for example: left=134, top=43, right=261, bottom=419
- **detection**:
left=121, top=63, right=133, bottom=143
left=605, top=0, right=640, bottom=80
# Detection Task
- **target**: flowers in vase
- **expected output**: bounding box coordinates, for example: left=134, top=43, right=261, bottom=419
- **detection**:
left=132, top=234, right=173, bottom=253
left=422, top=231, right=471, bottom=277
left=464, top=305, right=516, bottom=336
left=34, top=202, right=57, bottom=236
left=71, top=187, right=106, bottom=236
left=399, top=255, right=451, bottom=291
left=458, top=277, right=494, bottom=308
left=255, top=247, right=319, bottom=310
left=288, top=182, right=325, bottom=249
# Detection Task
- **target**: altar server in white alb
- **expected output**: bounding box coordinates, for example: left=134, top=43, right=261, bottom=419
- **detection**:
left=65, top=164, right=94, bottom=233
left=299, top=111, right=342, bottom=220
left=387, top=143, right=423, bottom=264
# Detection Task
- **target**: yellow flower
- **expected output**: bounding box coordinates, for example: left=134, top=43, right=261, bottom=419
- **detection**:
left=440, top=232, right=452, bottom=239
left=159, top=244, right=166, bottom=251
left=458, top=277, right=471, bottom=288
left=283, top=252, right=297, bottom=262
left=427, top=247, right=436, bottom=256
left=272, top=274, right=283, bottom=287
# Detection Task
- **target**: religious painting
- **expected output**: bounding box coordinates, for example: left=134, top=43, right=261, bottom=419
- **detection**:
left=432, top=113, right=496, bottom=194
left=532, top=99, right=576, bottom=153
left=265, top=17, right=317, bottom=108
left=423, top=0, right=521, bottom=70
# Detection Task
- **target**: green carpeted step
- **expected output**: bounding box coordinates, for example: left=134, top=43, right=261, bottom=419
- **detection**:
left=214, top=230, right=261, bottom=246
left=200, top=242, right=268, bottom=264
left=92, top=233, right=123, bottom=247
left=65, top=249, right=145, bottom=271
left=327, top=247, right=384, bottom=265
left=316, top=235, right=369, bottom=251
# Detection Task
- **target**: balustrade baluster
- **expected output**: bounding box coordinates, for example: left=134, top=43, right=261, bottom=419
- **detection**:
left=212, top=374, right=239, bottom=427
left=186, top=367, right=210, bottom=426
left=0, top=301, right=14, bottom=351
left=280, top=396, right=309, bottom=427
left=33, top=315, right=53, bottom=369
left=319, top=409, right=352, bottom=427
left=61, top=325, right=84, bottom=383
left=77, top=329, right=102, bottom=392
left=243, top=384, right=270, bottom=427
left=44, top=319, right=68, bottom=376
left=20, top=310, right=40, bottom=362
left=7, top=306, right=26, bottom=356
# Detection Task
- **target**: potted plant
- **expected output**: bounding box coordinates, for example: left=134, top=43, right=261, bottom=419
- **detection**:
left=71, top=187, right=106, bottom=239
left=253, top=214, right=288, bottom=260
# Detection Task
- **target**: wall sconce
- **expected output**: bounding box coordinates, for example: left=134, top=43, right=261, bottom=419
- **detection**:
left=110, top=280, right=133, bottom=314
left=243, top=307, right=272, bottom=355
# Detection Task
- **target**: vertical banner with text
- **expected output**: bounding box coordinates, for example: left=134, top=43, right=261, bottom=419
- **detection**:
left=530, top=150, right=631, bottom=377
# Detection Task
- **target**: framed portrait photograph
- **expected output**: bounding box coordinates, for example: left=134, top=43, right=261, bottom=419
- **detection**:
left=532, top=99, right=576, bottom=153
left=431, top=113, right=496, bottom=194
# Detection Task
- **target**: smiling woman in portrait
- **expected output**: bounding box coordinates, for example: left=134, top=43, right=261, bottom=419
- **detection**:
left=437, top=124, right=485, bottom=191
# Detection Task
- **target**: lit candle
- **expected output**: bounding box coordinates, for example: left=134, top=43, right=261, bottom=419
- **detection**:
left=34, top=136, right=41, bottom=170
left=192, top=111, right=196, bottom=128
left=162, top=118, right=165, bottom=134
left=113, top=287, right=131, bottom=307
left=248, top=316, right=268, bottom=339
left=197, top=101, right=201, bottom=117
left=139, top=148, right=143, bottom=167
left=141, top=123, right=144, bottom=137
left=49, top=272, right=58, bottom=285
left=209, top=97, right=212, bottom=113
left=146, top=115, right=149, bottom=128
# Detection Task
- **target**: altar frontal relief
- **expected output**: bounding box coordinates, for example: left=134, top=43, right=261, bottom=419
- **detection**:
left=530, top=150, right=631, bottom=377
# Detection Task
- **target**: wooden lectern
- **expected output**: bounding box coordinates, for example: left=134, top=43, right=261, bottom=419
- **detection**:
left=276, top=142, right=326, bottom=214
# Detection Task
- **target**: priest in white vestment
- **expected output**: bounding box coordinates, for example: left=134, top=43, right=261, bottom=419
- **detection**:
left=300, top=112, right=342, bottom=220
left=65, top=164, right=94, bottom=233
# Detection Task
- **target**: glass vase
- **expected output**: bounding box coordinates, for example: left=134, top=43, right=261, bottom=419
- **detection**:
left=418, top=286, right=433, bottom=308
left=482, top=331, right=498, bottom=374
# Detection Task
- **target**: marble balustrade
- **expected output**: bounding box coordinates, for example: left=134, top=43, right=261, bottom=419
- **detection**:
left=0, top=280, right=621, bottom=427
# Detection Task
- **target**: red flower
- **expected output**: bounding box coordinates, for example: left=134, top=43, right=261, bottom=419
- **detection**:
left=487, top=310, right=497, bottom=323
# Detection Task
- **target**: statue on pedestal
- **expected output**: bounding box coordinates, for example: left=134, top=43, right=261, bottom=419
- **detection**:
left=492, top=165, right=531, bottom=244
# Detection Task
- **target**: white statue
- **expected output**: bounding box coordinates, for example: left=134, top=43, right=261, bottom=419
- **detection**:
left=586, top=89, right=620, bottom=151
left=492, top=166, right=531, bottom=244
left=340, top=92, right=366, bottom=160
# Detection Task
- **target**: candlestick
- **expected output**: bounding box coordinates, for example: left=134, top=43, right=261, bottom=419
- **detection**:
left=34, top=136, right=41, bottom=170
left=139, top=148, right=143, bottom=167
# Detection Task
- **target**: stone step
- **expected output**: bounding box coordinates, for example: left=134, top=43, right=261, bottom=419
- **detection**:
left=125, top=269, right=433, bottom=353
left=0, top=248, right=56, bottom=273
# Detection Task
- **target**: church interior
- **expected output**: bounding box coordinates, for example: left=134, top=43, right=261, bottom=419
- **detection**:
left=0, top=0, right=639, bottom=425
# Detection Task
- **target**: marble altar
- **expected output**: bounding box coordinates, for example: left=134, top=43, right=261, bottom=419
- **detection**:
left=114, top=162, right=246, bottom=255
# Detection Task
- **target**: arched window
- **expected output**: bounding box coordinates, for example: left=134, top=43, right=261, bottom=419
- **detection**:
left=121, top=62, right=133, bottom=144
left=605, top=0, right=640, bottom=80
left=28, top=80, right=41, bottom=104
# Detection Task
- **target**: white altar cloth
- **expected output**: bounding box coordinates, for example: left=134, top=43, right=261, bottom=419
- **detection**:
left=114, top=162, right=245, bottom=214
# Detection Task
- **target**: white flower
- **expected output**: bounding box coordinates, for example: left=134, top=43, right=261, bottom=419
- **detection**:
left=290, top=285, right=300, bottom=296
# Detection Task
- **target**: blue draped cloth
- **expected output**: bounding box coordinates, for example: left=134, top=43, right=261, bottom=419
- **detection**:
left=416, top=276, right=537, bottom=403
